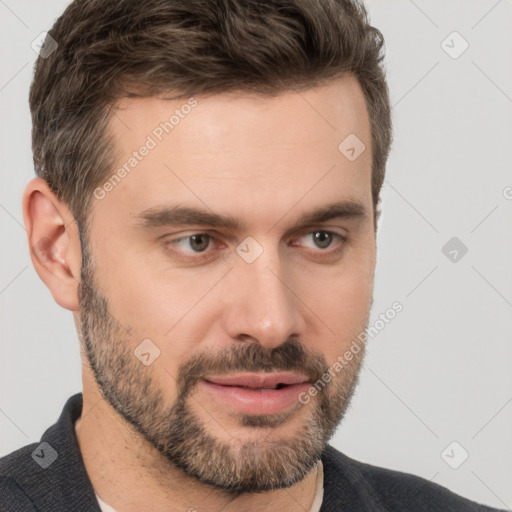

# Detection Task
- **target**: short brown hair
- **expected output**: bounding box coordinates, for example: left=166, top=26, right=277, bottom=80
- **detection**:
left=29, top=0, right=392, bottom=231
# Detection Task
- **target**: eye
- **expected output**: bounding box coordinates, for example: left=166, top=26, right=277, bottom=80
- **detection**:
left=296, top=230, right=346, bottom=250
left=170, top=233, right=213, bottom=253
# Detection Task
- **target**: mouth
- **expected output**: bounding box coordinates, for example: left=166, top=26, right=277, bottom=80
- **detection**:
left=200, top=372, right=311, bottom=416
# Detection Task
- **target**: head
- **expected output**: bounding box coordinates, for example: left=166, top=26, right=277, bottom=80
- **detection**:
left=24, top=0, right=391, bottom=495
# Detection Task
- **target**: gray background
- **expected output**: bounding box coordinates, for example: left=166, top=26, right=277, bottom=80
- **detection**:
left=1, top=0, right=511, bottom=509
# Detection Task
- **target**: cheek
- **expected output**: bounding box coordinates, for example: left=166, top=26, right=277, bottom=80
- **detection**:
left=294, top=250, right=374, bottom=359
left=95, top=256, right=223, bottom=378
left=307, top=273, right=371, bottom=326
left=92, top=233, right=188, bottom=332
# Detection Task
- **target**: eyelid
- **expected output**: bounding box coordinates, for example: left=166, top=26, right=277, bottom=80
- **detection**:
left=292, top=224, right=348, bottom=239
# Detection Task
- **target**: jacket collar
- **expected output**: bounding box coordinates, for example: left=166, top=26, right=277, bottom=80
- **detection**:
left=6, top=393, right=102, bottom=511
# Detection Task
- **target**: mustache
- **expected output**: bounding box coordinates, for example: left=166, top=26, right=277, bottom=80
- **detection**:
left=175, top=338, right=329, bottom=400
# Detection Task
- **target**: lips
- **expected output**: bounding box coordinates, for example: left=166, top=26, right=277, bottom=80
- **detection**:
left=200, top=372, right=311, bottom=416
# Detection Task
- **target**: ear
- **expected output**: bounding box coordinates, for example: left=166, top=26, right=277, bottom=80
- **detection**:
left=22, top=177, right=82, bottom=311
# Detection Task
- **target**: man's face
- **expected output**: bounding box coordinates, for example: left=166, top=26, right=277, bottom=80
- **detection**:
left=77, top=74, right=376, bottom=493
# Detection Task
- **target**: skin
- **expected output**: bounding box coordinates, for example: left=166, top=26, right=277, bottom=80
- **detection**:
left=23, top=74, right=377, bottom=512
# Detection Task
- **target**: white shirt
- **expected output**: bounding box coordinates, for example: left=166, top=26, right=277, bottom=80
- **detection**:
left=95, top=460, right=324, bottom=512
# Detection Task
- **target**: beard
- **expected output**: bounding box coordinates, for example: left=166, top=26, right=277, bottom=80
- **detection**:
left=76, top=228, right=367, bottom=495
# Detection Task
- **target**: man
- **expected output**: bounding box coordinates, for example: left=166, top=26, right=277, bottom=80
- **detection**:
left=0, top=0, right=505, bottom=511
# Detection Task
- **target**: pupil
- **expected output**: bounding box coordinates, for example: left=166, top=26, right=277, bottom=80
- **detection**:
left=314, top=232, right=331, bottom=248
left=190, top=234, right=209, bottom=252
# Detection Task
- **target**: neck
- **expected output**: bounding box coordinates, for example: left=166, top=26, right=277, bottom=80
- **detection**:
left=75, top=382, right=321, bottom=512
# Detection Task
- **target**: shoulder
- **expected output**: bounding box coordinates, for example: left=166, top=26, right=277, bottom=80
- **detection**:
left=0, top=393, right=103, bottom=512
left=0, top=439, right=38, bottom=475
left=321, top=444, right=505, bottom=512
left=0, top=478, right=36, bottom=511
left=0, top=444, right=38, bottom=510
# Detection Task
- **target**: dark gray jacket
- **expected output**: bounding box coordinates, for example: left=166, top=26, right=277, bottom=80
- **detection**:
left=0, top=393, right=505, bottom=511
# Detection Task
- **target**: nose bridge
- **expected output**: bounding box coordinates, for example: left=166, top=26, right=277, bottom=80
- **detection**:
left=225, top=246, right=304, bottom=348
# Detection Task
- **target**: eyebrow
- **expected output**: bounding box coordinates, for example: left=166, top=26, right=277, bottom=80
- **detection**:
left=133, top=199, right=368, bottom=233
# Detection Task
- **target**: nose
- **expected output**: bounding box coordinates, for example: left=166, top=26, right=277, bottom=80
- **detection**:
left=222, top=249, right=306, bottom=349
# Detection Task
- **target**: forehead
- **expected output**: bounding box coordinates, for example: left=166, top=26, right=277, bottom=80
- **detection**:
left=94, top=75, right=372, bottom=230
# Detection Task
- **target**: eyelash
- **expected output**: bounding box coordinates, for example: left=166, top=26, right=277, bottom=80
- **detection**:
left=164, top=230, right=347, bottom=261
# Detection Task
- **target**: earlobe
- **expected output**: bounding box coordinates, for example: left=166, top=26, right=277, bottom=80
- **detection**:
left=22, top=177, right=82, bottom=311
